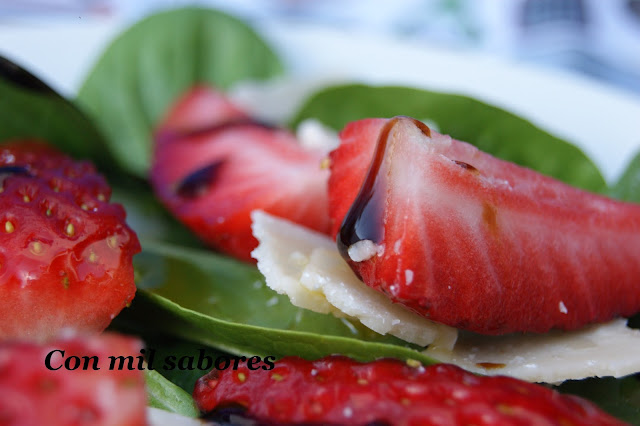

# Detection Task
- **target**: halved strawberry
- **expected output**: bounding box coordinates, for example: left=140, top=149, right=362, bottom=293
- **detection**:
left=194, top=356, right=624, bottom=425
left=329, top=117, right=640, bottom=335
left=0, top=333, right=146, bottom=426
left=150, top=86, right=330, bottom=262
left=0, top=141, right=140, bottom=340
left=155, top=85, right=248, bottom=136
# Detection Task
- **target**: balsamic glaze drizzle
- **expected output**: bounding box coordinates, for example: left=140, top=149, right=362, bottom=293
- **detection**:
left=176, top=160, right=225, bottom=198
left=336, top=117, right=431, bottom=261
left=203, top=404, right=390, bottom=426
left=0, top=165, right=31, bottom=187
left=0, top=165, right=30, bottom=175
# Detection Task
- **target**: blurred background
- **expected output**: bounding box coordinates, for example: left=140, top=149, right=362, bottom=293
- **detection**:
left=0, top=0, right=639, bottom=93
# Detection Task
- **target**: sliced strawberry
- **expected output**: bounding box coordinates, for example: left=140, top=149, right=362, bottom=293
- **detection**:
left=194, top=356, right=624, bottom=425
left=0, top=141, right=140, bottom=340
left=0, top=333, right=146, bottom=426
left=329, top=117, right=640, bottom=335
left=150, top=87, right=330, bottom=262
left=156, top=85, right=249, bottom=136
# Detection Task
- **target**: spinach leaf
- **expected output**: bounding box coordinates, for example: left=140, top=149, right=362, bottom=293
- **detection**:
left=0, top=56, right=112, bottom=168
left=119, top=290, right=438, bottom=365
left=109, top=308, right=227, bottom=395
left=611, top=149, right=640, bottom=203
left=114, top=238, right=440, bottom=364
left=144, top=338, right=226, bottom=395
left=145, top=369, right=199, bottom=417
left=291, top=84, right=606, bottom=193
left=77, top=7, right=284, bottom=178
left=133, top=242, right=415, bottom=347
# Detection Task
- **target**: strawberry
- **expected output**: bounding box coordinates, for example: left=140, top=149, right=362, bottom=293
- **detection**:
left=0, top=333, right=147, bottom=426
left=150, top=86, right=330, bottom=262
left=194, top=356, right=625, bottom=425
left=156, top=86, right=248, bottom=134
left=0, top=141, right=140, bottom=340
left=329, top=117, right=640, bottom=335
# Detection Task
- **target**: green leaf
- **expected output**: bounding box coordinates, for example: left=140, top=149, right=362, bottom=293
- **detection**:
left=109, top=308, right=227, bottom=394
left=145, top=338, right=227, bottom=395
left=0, top=56, right=112, bottom=167
left=134, top=242, right=411, bottom=345
left=145, top=369, right=199, bottom=418
left=291, top=84, right=606, bottom=193
left=122, top=290, right=438, bottom=365
left=611, top=149, right=640, bottom=203
left=77, top=7, right=284, bottom=178
left=115, top=241, right=439, bottom=364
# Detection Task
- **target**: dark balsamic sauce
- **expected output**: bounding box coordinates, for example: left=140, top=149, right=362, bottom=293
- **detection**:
left=203, top=404, right=263, bottom=425
left=0, top=165, right=30, bottom=175
left=336, top=117, right=431, bottom=262
left=202, top=404, right=364, bottom=426
left=176, top=160, right=225, bottom=198
left=0, top=165, right=31, bottom=187
left=203, top=404, right=363, bottom=426
left=453, top=160, right=478, bottom=173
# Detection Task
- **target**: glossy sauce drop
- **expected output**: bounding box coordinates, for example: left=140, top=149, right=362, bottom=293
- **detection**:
left=337, top=117, right=431, bottom=262
left=0, top=165, right=30, bottom=175
left=204, top=404, right=289, bottom=425
left=176, top=160, right=225, bottom=198
left=0, top=165, right=32, bottom=189
left=203, top=404, right=383, bottom=425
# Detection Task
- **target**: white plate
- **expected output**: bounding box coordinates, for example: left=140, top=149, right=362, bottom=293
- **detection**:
left=1, top=17, right=639, bottom=182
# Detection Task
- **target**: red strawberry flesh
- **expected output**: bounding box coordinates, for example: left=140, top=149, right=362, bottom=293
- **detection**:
left=329, top=117, right=640, bottom=335
left=194, top=356, right=625, bottom=425
left=151, top=87, right=330, bottom=262
left=156, top=85, right=248, bottom=135
left=0, top=333, right=147, bottom=426
left=0, top=141, right=140, bottom=340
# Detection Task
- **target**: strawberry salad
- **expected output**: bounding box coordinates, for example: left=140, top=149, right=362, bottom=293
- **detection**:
left=155, top=86, right=640, bottom=384
left=2, top=6, right=640, bottom=426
